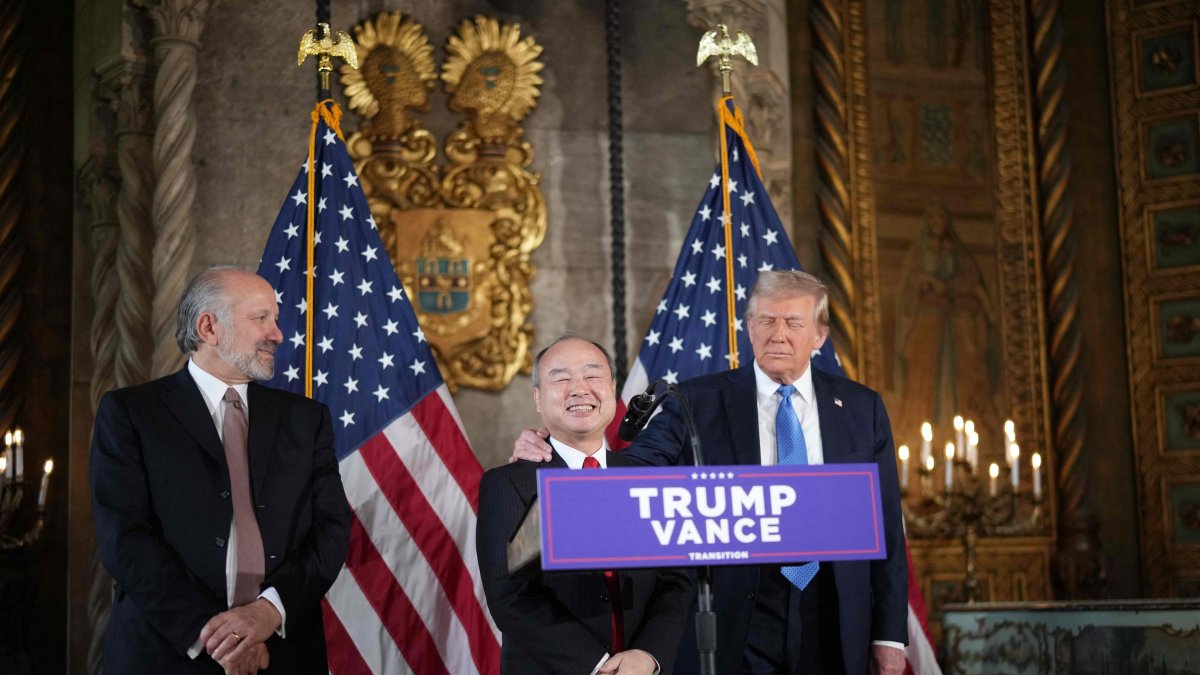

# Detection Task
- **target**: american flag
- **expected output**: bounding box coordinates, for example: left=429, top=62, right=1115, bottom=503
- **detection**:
left=611, top=99, right=941, bottom=675
left=257, top=100, right=500, bottom=674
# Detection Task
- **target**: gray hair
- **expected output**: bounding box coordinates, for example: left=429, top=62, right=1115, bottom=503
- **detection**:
left=175, top=266, right=238, bottom=354
left=746, top=270, right=831, bottom=327
left=531, top=334, right=615, bottom=388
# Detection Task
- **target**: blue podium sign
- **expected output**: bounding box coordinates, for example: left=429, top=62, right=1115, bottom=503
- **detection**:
left=537, top=464, right=887, bottom=570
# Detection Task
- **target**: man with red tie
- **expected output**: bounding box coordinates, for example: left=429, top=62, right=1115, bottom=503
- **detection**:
left=477, top=335, right=692, bottom=674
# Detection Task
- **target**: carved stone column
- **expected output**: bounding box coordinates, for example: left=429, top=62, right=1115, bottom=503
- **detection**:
left=0, top=0, right=28, bottom=431
left=138, top=0, right=215, bottom=377
left=686, top=0, right=793, bottom=225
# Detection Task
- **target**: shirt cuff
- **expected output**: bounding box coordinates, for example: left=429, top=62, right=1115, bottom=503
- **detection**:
left=872, top=640, right=905, bottom=651
left=589, top=653, right=610, bottom=675
left=187, top=637, right=203, bottom=659
left=259, top=587, right=287, bottom=638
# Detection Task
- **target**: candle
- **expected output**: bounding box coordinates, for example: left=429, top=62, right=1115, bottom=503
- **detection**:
left=967, top=429, right=979, bottom=472
left=920, top=422, right=933, bottom=465
left=1031, top=453, right=1042, bottom=499
left=3, top=431, right=11, bottom=480
left=1004, top=419, right=1016, bottom=445
left=13, top=428, right=23, bottom=481
left=989, top=462, right=999, bottom=497
left=944, top=442, right=955, bottom=489
left=1009, top=442, right=1020, bottom=489
left=898, top=445, right=910, bottom=489
left=0, top=455, right=6, bottom=491
left=38, top=459, right=53, bottom=510
left=954, top=416, right=965, bottom=459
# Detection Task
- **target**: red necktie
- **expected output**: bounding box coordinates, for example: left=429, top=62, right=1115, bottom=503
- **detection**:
left=582, top=454, right=624, bottom=652
left=223, top=388, right=265, bottom=606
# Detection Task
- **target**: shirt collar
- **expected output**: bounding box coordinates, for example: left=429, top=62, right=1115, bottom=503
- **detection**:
left=752, top=359, right=815, bottom=406
left=548, top=436, right=608, bottom=469
left=188, top=358, right=250, bottom=416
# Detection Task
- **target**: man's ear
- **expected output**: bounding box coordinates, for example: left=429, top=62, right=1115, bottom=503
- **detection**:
left=196, top=312, right=220, bottom=346
left=533, top=386, right=542, bottom=413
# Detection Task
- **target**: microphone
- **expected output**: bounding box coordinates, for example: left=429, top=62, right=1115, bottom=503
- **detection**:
left=617, top=383, right=658, bottom=441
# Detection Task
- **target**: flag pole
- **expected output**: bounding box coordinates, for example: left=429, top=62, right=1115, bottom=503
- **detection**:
left=297, top=23, right=359, bottom=397
left=697, top=25, right=758, bottom=370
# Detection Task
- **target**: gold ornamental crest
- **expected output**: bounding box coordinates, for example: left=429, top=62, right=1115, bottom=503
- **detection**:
left=340, top=14, right=546, bottom=392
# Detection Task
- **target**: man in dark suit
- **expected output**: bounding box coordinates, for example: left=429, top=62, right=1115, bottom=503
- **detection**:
left=478, top=336, right=693, bottom=674
left=515, top=272, right=908, bottom=675
left=90, top=267, right=350, bottom=674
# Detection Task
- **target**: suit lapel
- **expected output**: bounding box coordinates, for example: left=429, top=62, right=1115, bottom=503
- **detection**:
left=813, top=368, right=847, bottom=463
left=160, top=367, right=226, bottom=467
left=721, top=365, right=761, bottom=466
left=247, top=383, right=282, bottom=500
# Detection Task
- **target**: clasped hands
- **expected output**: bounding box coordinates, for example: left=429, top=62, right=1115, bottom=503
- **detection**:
left=199, top=598, right=281, bottom=674
left=599, top=648, right=657, bottom=674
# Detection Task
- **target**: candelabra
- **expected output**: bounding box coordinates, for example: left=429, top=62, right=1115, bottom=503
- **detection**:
left=0, top=428, right=55, bottom=551
left=899, top=418, right=1048, bottom=603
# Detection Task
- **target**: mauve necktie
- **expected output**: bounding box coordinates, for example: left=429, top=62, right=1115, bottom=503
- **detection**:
left=223, top=387, right=265, bottom=606
left=775, top=384, right=820, bottom=591
left=583, top=454, right=624, bottom=652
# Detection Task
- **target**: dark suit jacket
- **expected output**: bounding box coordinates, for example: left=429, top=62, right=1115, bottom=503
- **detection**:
left=627, top=364, right=907, bottom=675
left=478, top=448, right=693, bottom=674
left=90, top=366, right=351, bottom=674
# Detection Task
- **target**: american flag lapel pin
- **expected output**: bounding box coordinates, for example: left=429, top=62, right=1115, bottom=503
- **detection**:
left=833, top=397, right=843, bottom=408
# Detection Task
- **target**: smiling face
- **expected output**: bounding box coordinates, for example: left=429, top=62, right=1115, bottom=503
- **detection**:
left=532, top=338, right=617, bottom=453
left=746, top=292, right=829, bottom=385
left=193, top=271, right=284, bottom=384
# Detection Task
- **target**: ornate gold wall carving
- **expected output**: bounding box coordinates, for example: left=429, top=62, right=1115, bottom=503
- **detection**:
left=341, top=13, right=546, bottom=392
left=1107, top=0, right=1200, bottom=597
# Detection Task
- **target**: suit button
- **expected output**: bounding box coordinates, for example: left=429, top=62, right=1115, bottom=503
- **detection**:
left=215, top=537, right=226, bottom=547
left=220, top=490, right=230, bottom=499
left=600, top=593, right=609, bottom=602
left=746, top=592, right=756, bottom=599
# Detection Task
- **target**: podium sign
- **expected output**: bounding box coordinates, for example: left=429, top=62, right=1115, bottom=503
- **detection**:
left=538, top=464, right=887, bottom=570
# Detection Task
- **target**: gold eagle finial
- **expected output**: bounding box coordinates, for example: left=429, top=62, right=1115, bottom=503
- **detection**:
left=299, top=22, right=359, bottom=92
left=696, top=25, right=758, bottom=94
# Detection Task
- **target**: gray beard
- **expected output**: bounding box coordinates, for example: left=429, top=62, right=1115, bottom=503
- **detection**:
left=218, top=338, right=275, bottom=381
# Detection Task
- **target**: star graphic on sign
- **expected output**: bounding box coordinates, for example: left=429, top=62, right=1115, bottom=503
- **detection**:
left=289, top=331, right=304, bottom=348
left=339, top=410, right=355, bottom=427
left=322, top=302, right=338, bottom=320
left=701, top=310, right=717, bottom=327
left=740, top=191, right=755, bottom=207
left=681, top=271, right=697, bottom=287
left=740, top=222, right=750, bottom=238
left=348, top=344, right=363, bottom=361
left=283, top=365, right=299, bottom=382
left=329, top=269, right=345, bottom=286
left=318, top=336, right=334, bottom=353
left=673, top=304, right=690, bottom=321
left=711, top=244, right=725, bottom=260
left=284, top=223, right=300, bottom=239
left=735, top=284, right=747, bottom=300
left=378, top=352, right=394, bottom=369
left=372, top=385, right=390, bottom=402
left=295, top=298, right=307, bottom=314
left=343, top=172, right=358, bottom=189
left=738, top=253, right=748, bottom=269
left=691, top=240, right=704, bottom=255
left=321, top=162, right=332, bottom=178
left=656, top=299, right=667, bottom=314
left=663, top=370, right=679, bottom=384
left=698, top=205, right=712, bottom=221
left=383, top=319, right=399, bottom=336
left=317, top=196, right=327, bottom=212
left=646, top=329, right=661, bottom=346
left=314, top=370, right=329, bottom=387
left=290, top=189, right=306, bottom=206
left=758, top=262, right=775, bottom=272
left=763, top=229, right=779, bottom=245
left=410, top=359, right=426, bottom=375
left=357, top=279, right=373, bottom=296
left=388, top=286, right=405, bottom=302
left=413, top=327, right=426, bottom=343
left=334, top=236, right=349, bottom=253
left=323, top=129, right=337, bottom=145
left=669, top=336, right=684, bottom=353
left=339, top=204, right=354, bottom=221
left=343, top=377, right=359, bottom=394
left=709, top=173, right=720, bottom=189
left=362, top=245, right=378, bottom=262
left=353, top=312, right=368, bottom=328
left=275, top=256, right=291, bottom=273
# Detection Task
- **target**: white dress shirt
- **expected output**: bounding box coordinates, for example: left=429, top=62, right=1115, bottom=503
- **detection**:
left=186, top=360, right=286, bottom=658
left=751, top=359, right=904, bottom=654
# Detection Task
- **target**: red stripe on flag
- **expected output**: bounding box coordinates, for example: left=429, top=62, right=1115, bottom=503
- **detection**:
left=360, top=433, right=501, bottom=674
left=604, top=398, right=631, bottom=451
left=906, top=544, right=934, bottom=642
left=411, top=391, right=483, bottom=511
left=322, top=597, right=373, bottom=675
left=344, top=515, right=451, bottom=675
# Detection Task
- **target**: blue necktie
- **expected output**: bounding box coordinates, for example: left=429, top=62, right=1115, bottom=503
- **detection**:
left=775, top=384, right=820, bottom=591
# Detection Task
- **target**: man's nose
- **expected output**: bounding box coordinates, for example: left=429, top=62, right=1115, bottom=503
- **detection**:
left=267, top=322, right=284, bottom=344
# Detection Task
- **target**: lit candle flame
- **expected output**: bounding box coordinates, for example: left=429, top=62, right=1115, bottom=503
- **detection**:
left=12, top=428, right=23, bottom=445
left=964, top=420, right=975, bottom=435
left=989, top=463, right=999, bottom=478
left=925, top=455, right=935, bottom=471
left=44, top=459, right=54, bottom=475
left=1031, top=453, right=1041, bottom=470
left=898, top=445, right=909, bottom=461
left=1004, top=419, right=1016, bottom=442
left=921, top=422, right=932, bottom=442
left=945, top=442, right=955, bottom=460
left=953, top=416, right=964, bottom=431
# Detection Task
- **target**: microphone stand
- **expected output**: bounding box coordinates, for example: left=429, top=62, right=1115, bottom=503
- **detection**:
left=632, top=381, right=716, bottom=675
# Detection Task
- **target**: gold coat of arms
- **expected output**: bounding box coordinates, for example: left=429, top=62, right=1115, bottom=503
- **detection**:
left=340, top=13, right=546, bottom=391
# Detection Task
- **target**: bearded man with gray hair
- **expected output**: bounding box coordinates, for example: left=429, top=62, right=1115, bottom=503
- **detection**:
left=90, top=266, right=350, bottom=674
